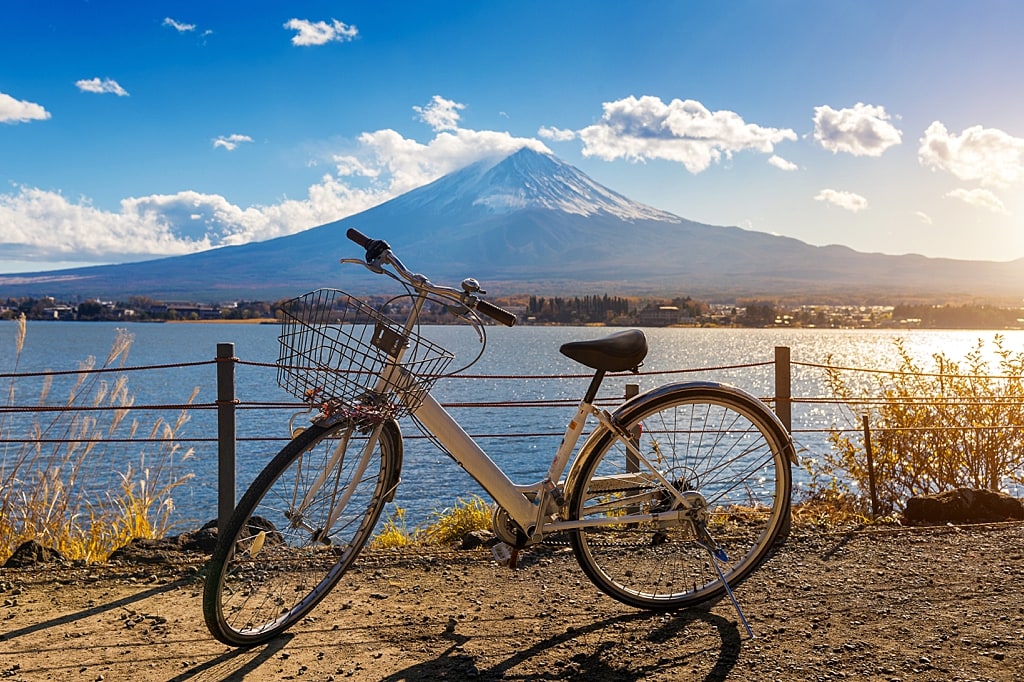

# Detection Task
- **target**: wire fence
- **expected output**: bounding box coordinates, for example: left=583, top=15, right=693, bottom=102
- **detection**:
left=3, top=346, right=1021, bottom=449
left=4, top=343, right=1024, bottom=526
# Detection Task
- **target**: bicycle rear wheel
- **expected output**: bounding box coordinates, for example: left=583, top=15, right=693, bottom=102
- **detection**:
left=567, top=383, right=792, bottom=610
left=203, top=418, right=401, bottom=646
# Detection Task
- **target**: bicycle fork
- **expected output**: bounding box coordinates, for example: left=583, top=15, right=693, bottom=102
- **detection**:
left=284, top=422, right=384, bottom=545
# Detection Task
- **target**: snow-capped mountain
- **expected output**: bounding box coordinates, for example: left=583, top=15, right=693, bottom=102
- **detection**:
left=2, top=148, right=1023, bottom=302
left=392, top=148, right=679, bottom=222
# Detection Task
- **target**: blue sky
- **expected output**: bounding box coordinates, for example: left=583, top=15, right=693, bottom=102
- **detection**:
left=2, top=1, right=1023, bottom=274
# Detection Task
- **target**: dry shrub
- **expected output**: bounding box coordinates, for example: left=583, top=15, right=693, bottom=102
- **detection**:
left=806, top=335, right=1024, bottom=518
left=370, top=496, right=492, bottom=549
left=370, top=506, right=413, bottom=549
left=417, top=496, right=491, bottom=545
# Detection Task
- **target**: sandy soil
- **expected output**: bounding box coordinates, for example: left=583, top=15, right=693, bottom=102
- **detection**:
left=1, top=522, right=1023, bottom=681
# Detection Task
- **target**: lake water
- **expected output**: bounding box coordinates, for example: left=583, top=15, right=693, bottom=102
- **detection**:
left=3, top=320, right=1022, bottom=528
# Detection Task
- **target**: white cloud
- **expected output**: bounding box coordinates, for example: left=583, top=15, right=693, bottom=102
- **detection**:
left=945, top=187, right=1009, bottom=214
left=0, top=92, right=50, bottom=124
left=577, top=96, right=796, bottom=173
left=213, top=134, right=254, bottom=151
left=919, top=121, right=1024, bottom=188
left=76, top=77, right=129, bottom=96
left=813, top=103, right=902, bottom=157
left=0, top=183, right=378, bottom=263
left=284, top=18, right=358, bottom=46
left=163, top=17, right=195, bottom=32
left=354, top=126, right=550, bottom=197
left=0, top=96, right=551, bottom=264
left=915, top=211, right=933, bottom=224
left=768, top=155, right=798, bottom=171
left=538, top=126, right=576, bottom=142
left=814, top=189, right=868, bottom=212
left=0, top=187, right=207, bottom=260
left=413, top=95, right=465, bottom=132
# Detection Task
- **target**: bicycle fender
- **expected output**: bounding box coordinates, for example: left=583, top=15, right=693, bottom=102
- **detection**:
left=380, top=419, right=404, bottom=503
left=625, top=381, right=796, bottom=464
left=564, top=381, right=798, bottom=502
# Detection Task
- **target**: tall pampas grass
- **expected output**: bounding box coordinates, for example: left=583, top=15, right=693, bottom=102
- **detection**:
left=1, top=319, right=195, bottom=563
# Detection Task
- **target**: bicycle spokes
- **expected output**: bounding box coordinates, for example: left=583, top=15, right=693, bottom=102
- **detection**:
left=568, top=385, right=791, bottom=616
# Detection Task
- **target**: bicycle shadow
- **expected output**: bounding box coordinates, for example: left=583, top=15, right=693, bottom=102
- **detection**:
left=0, top=578, right=187, bottom=642
left=168, top=634, right=294, bottom=682
left=380, top=607, right=742, bottom=682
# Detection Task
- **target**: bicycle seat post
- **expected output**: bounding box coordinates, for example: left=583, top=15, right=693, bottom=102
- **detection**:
left=583, top=369, right=606, bottom=406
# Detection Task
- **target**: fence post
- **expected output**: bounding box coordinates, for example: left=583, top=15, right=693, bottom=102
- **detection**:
left=774, top=346, right=792, bottom=433
left=216, top=343, right=237, bottom=532
left=863, top=415, right=878, bottom=521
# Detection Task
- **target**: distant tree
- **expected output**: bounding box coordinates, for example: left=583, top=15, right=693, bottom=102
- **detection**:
left=76, top=300, right=106, bottom=320
left=892, top=303, right=1023, bottom=329
left=737, top=300, right=778, bottom=327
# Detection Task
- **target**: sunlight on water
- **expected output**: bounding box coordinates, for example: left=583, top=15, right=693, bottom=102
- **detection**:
left=3, top=321, right=1023, bottom=526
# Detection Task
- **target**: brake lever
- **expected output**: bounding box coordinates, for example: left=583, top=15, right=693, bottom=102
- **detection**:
left=445, top=303, right=485, bottom=343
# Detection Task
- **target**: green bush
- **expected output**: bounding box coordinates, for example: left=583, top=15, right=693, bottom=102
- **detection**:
left=811, top=335, right=1024, bottom=517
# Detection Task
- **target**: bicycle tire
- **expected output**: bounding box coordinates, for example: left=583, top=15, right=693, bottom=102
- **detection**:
left=203, top=418, right=401, bottom=646
left=566, top=382, right=793, bottom=610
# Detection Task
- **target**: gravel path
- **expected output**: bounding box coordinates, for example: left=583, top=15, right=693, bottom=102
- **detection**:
left=1, top=522, right=1023, bottom=681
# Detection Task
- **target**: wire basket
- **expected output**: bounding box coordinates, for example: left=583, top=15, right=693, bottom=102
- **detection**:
left=277, top=289, right=454, bottom=420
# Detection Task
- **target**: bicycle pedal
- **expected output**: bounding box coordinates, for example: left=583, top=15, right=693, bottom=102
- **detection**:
left=491, top=542, right=512, bottom=566
left=491, top=542, right=521, bottom=569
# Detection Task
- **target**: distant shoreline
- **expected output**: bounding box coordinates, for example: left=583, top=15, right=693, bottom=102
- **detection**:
left=164, top=318, right=279, bottom=325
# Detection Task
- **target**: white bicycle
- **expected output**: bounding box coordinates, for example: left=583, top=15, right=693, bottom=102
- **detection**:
left=203, top=228, right=796, bottom=646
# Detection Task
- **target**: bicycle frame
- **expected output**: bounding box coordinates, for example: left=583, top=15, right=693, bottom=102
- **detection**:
left=412, top=389, right=696, bottom=543
left=304, top=262, right=700, bottom=546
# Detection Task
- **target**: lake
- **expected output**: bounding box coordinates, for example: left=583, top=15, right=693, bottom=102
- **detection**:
left=3, top=320, right=1022, bottom=528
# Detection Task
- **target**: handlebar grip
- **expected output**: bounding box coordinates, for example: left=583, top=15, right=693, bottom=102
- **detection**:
left=347, top=228, right=390, bottom=262
left=476, top=299, right=517, bottom=327
left=346, top=228, right=372, bottom=247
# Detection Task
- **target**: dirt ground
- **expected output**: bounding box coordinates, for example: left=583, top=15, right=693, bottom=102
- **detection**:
left=1, top=522, right=1023, bottom=682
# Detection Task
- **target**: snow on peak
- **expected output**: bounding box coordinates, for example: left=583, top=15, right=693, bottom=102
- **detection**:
left=470, top=149, right=680, bottom=222
left=402, top=148, right=682, bottom=223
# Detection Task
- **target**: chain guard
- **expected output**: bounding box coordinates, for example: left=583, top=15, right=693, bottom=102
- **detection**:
left=490, top=505, right=529, bottom=549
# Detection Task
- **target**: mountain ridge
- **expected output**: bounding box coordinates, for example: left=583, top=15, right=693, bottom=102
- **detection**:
left=1, top=148, right=1022, bottom=303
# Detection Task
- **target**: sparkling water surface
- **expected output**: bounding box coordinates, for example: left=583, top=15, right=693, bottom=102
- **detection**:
left=3, top=320, right=1021, bottom=527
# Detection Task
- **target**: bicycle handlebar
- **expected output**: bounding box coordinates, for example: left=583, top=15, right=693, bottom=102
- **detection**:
left=346, top=227, right=372, bottom=248
left=345, top=228, right=517, bottom=327
left=473, top=298, right=518, bottom=327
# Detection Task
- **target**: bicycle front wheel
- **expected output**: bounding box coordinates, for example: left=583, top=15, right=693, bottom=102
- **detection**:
left=567, top=383, right=792, bottom=610
left=203, top=418, right=401, bottom=646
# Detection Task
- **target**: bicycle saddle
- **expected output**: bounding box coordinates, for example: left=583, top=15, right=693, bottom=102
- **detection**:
left=559, top=329, right=648, bottom=372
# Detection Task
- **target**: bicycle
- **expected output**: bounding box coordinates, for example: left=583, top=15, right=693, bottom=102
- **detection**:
left=202, top=228, right=797, bottom=646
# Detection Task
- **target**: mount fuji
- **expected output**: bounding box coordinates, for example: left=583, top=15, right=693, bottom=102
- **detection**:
left=3, top=148, right=1023, bottom=302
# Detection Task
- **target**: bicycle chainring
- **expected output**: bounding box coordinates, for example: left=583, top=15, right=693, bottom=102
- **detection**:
left=490, top=505, right=529, bottom=549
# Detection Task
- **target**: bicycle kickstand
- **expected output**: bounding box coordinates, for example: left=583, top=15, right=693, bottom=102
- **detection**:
left=697, top=539, right=755, bottom=639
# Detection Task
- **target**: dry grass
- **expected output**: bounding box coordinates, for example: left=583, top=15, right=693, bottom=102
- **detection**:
left=1, top=316, right=196, bottom=564
left=371, top=496, right=492, bottom=549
